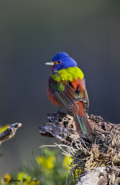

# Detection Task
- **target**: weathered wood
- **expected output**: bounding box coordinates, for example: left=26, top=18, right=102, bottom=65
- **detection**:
left=0, top=123, right=22, bottom=144
left=39, top=112, right=117, bottom=144
left=39, top=112, right=120, bottom=185
left=76, top=166, right=120, bottom=185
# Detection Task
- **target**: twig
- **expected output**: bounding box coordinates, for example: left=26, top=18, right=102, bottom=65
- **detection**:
left=0, top=123, right=22, bottom=144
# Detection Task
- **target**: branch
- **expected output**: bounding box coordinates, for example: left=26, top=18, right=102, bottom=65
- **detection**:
left=0, top=123, right=22, bottom=145
left=39, top=112, right=120, bottom=185
left=39, top=112, right=115, bottom=144
left=76, top=166, right=120, bottom=185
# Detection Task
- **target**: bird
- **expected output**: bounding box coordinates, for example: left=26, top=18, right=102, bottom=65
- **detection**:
left=45, top=52, right=92, bottom=134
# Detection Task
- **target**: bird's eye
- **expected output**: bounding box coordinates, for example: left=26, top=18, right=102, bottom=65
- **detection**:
left=57, top=61, right=61, bottom=64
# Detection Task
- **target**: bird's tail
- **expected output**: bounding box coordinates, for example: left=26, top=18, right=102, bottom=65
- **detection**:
left=73, top=102, right=91, bottom=134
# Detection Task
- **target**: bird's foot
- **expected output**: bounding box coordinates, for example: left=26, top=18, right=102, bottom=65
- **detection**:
left=55, top=107, right=62, bottom=115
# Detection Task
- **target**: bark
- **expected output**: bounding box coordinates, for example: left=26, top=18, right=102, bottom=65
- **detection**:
left=76, top=166, right=120, bottom=185
left=39, top=112, right=120, bottom=185
left=0, top=123, right=22, bottom=144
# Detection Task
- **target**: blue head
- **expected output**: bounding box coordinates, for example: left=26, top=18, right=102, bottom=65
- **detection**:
left=46, top=52, right=77, bottom=71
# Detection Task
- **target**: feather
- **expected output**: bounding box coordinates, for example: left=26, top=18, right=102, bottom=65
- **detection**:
left=47, top=68, right=91, bottom=134
left=73, top=102, right=91, bottom=134
left=76, top=115, right=87, bottom=134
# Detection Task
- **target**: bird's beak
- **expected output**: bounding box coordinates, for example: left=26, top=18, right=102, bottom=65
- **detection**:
left=45, top=61, right=54, bottom=66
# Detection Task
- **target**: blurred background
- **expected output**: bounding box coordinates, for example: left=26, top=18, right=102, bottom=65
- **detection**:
left=0, top=0, right=120, bottom=177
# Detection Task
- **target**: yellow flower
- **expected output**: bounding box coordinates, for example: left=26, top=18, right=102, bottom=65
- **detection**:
left=1, top=173, right=11, bottom=184
left=0, top=125, right=9, bottom=133
left=37, top=155, right=56, bottom=170
left=63, top=156, right=81, bottom=176
left=74, top=168, right=81, bottom=177
left=17, top=172, right=40, bottom=185
left=62, top=156, right=72, bottom=171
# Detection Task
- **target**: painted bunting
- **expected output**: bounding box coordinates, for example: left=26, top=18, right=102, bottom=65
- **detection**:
left=46, top=52, right=91, bottom=134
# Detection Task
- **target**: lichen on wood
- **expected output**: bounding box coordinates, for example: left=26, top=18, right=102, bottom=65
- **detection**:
left=39, top=112, right=120, bottom=184
left=0, top=123, right=22, bottom=144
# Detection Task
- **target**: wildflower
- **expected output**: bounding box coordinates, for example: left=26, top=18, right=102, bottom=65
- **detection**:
left=17, top=172, right=40, bottom=185
left=1, top=173, right=11, bottom=184
left=37, top=155, right=56, bottom=170
left=63, top=156, right=81, bottom=176
left=62, top=156, right=72, bottom=171
left=74, top=168, right=81, bottom=177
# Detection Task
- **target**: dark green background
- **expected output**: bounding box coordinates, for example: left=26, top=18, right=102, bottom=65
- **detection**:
left=0, top=0, right=120, bottom=176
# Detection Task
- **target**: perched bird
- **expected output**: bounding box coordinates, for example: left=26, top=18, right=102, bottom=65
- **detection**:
left=46, top=52, right=92, bottom=134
